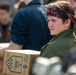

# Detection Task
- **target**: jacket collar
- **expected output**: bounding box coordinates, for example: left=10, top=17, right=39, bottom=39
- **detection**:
left=48, top=29, right=74, bottom=43
left=26, top=0, right=42, bottom=7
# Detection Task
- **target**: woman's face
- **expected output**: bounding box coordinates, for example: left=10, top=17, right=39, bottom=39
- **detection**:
left=47, top=16, right=69, bottom=36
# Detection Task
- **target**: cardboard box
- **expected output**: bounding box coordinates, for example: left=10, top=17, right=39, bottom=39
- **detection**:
left=0, top=60, right=3, bottom=71
left=0, top=60, right=3, bottom=74
left=3, top=50, right=40, bottom=75
left=0, top=60, right=4, bottom=75
left=0, top=72, right=4, bottom=75
left=0, top=43, right=10, bottom=75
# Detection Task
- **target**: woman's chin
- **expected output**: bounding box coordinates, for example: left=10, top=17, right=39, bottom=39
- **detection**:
left=50, top=32, right=55, bottom=36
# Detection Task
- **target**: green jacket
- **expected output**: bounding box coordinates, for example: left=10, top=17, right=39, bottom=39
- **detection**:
left=40, top=29, right=76, bottom=59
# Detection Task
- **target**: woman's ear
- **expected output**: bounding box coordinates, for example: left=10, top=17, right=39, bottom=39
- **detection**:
left=64, top=19, right=71, bottom=27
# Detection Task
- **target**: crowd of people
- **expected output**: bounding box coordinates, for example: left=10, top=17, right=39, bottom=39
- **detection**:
left=0, top=0, right=76, bottom=75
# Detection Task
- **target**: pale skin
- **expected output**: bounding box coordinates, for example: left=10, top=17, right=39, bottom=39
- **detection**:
left=47, top=15, right=71, bottom=36
left=0, top=0, right=32, bottom=59
left=0, top=9, right=11, bottom=25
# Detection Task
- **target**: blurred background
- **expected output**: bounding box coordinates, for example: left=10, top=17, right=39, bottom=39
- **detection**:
left=0, top=0, right=75, bottom=18
left=0, top=0, right=19, bottom=17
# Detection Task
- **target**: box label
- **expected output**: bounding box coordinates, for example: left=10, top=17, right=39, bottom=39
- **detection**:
left=6, top=55, right=25, bottom=74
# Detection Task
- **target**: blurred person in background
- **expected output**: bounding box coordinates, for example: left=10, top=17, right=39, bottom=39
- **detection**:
left=40, top=1, right=76, bottom=60
left=68, top=0, right=76, bottom=11
left=14, top=1, right=26, bottom=11
left=17, top=1, right=26, bottom=10
left=0, top=2, right=12, bottom=43
left=0, top=0, right=19, bottom=17
left=14, top=0, right=26, bottom=13
left=43, top=0, right=56, bottom=4
left=0, top=0, right=53, bottom=59
left=56, top=0, right=76, bottom=11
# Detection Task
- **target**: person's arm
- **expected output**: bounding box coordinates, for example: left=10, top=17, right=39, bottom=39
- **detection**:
left=0, top=41, right=23, bottom=59
left=0, top=10, right=29, bottom=59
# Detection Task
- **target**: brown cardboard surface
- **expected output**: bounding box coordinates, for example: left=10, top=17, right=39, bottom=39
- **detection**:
left=3, top=50, right=40, bottom=75
left=0, top=59, right=3, bottom=71
left=0, top=72, right=4, bottom=75
left=0, top=60, right=4, bottom=75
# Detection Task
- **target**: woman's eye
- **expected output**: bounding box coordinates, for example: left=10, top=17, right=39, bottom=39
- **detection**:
left=51, top=19, right=56, bottom=22
left=47, top=19, right=56, bottom=22
left=47, top=20, right=50, bottom=22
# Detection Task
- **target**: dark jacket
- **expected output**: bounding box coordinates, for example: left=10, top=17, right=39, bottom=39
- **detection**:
left=0, top=20, right=11, bottom=43
left=11, top=0, right=52, bottom=50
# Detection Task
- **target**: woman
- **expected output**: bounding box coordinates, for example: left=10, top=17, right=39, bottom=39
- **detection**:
left=40, top=1, right=76, bottom=60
